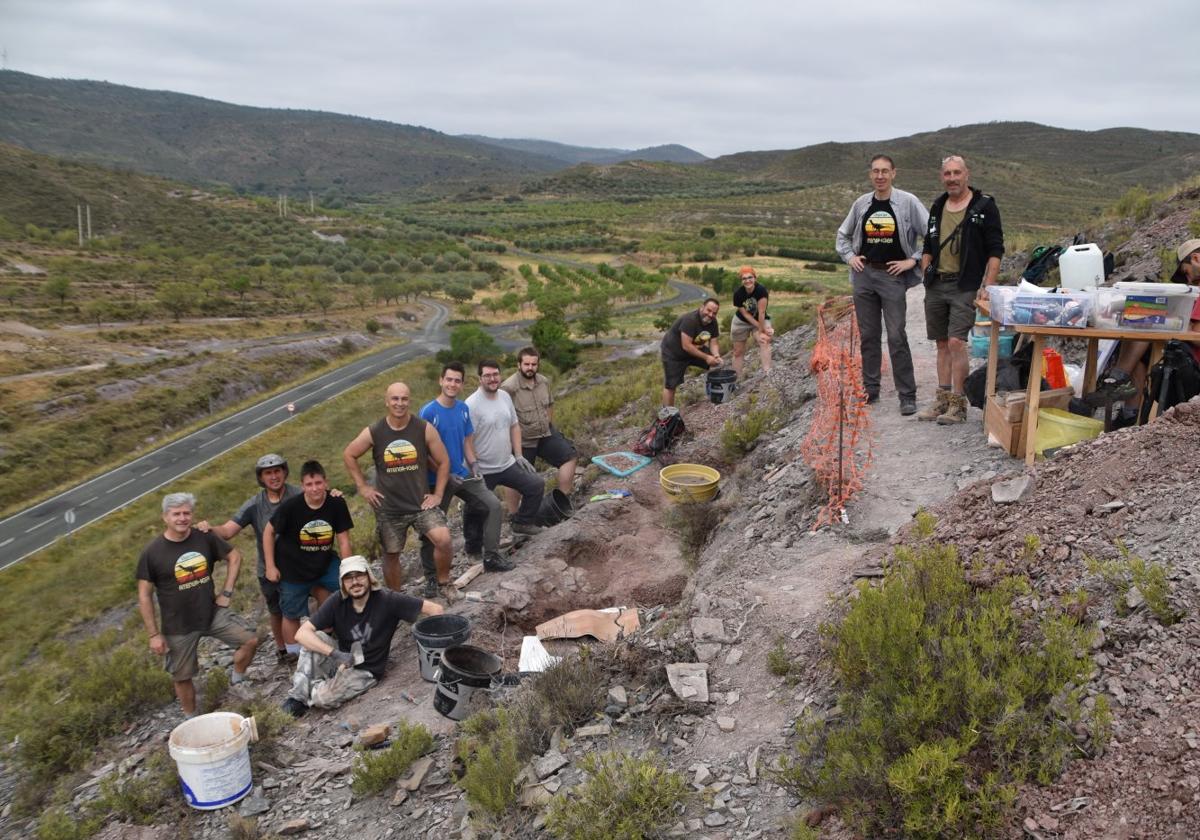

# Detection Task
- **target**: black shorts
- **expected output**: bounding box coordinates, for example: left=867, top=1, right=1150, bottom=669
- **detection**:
left=522, top=427, right=577, bottom=468
left=662, top=355, right=706, bottom=389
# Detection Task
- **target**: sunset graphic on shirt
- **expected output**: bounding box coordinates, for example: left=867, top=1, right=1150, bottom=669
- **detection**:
left=174, top=551, right=210, bottom=584
left=865, top=211, right=896, bottom=240
left=299, top=519, right=334, bottom=551
left=383, top=439, right=418, bottom=471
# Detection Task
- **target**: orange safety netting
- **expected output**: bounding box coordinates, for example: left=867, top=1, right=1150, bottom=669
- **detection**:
left=800, top=298, right=873, bottom=529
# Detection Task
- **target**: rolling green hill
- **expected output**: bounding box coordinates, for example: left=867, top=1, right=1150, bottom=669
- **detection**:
left=0, top=70, right=563, bottom=197
left=462, top=135, right=708, bottom=165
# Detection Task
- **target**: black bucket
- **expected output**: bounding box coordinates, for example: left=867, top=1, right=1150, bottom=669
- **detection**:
left=535, top=489, right=574, bottom=527
left=412, top=614, right=471, bottom=682
left=705, top=369, right=738, bottom=404
left=433, top=645, right=503, bottom=721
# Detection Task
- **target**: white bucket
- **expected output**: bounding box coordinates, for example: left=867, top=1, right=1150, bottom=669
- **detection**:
left=1059, top=243, right=1104, bottom=290
left=168, top=712, right=258, bottom=810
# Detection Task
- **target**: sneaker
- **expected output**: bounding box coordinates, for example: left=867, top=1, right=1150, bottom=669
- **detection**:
left=281, top=697, right=308, bottom=719
left=899, top=398, right=917, bottom=416
left=483, top=552, right=514, bottom=573
left=917, top=389, right=951, bottom=421
left=936, top=393, right=968, bottom=425
left=511, top=520, right=544, bottom=537
left=423, top=577, right=440, bottom=599
left=1084, top=368, right=1137, bottom=408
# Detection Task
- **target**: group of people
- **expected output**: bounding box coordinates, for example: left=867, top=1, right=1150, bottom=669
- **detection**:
left=137, top=348, right=577, bottom=718
left=837, top=153, right=1005, bottom=423
left=659, top=267, right=775, bottom=407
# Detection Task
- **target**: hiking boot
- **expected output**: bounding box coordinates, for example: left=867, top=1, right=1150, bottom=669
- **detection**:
left=275, top=648, right=297, bottom=666
left=917, top=389, right=950, bottom=421
left=936, top=393, right=968, bottom=425
left=483, top=552, right=514, bottom=573
left=281, top=697, right=308, bottom=719
left=511, top=520, right=544, bottom=537
left=423, top=577, right=440, bottom=599
left=1084, top=367, right=1137, bottom=408
left=439, top=582, right=463, bottom=604
left=866, top=391, right=880, bottom=405
left=899, top=398, right=917, bottom=416
left=465, top=551, right=483, bottom=566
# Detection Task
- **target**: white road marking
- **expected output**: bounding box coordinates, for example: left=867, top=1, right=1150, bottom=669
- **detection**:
left=82, top=496, right=98, bottom=505
left=141, top=466, right=159, bottom=476
left=0, top=537, right=14, bottom=548
left=197, top=438, right=217, bottom=448
left=25, top=520, right=52, bottom=533
left=111, top=477, right=136, bottom=491
left=223, top=426, right=242, bottom=437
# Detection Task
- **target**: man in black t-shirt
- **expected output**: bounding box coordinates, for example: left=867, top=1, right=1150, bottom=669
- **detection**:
left=660, top=298, right=722, bottom=407
left=263, top=460, right=354, bottom=659
left=282, top=555, right=443, bottom=716
left=136, top=492, right=258, bottom=718
left=731, top=267, right=774, bottom=377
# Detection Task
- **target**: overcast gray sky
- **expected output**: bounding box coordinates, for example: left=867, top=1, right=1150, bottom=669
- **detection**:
left=3, top=0, right=1197, bottom=157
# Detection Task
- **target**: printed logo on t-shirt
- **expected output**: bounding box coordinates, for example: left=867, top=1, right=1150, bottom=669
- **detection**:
left=865, top=211, right=897, bottom=244
left=174, top=551, right=210, bottom=589
left=299, top=519, right=334, bottom=552
left=695, top=330, right=713, bottom=346
left=382, top=439, right=419, bottom=473
left=351, top=620, right=373, bottom=648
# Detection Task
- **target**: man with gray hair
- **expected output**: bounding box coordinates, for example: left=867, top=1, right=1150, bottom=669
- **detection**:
left=836, top=154, right=928, bottom=415
left=918, top=155, right=1004, bottom=424
left=137, top=492, right=258, bottom=718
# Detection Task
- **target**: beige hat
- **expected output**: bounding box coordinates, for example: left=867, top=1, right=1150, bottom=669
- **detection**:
left=338, top=555, right=380, bottom=596
left=1172, top=238, right=1200, bottom=281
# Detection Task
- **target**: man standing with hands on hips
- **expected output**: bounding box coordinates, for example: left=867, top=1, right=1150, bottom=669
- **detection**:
left=918, top=155, right=1004, bottom=425
left=836, top=154, right=928, bottom=415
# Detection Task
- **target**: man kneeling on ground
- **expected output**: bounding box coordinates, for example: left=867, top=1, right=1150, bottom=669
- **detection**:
left=282, top=556, right=443, bottom=717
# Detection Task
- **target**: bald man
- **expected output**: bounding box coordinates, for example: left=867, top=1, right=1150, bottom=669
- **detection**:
left=343, top=382, right=457, bottom=599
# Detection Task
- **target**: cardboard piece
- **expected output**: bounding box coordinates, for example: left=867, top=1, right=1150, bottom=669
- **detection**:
left=535, top=607, right=640, bottom=642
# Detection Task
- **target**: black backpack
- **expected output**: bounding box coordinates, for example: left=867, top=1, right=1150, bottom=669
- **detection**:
left=1139, top=340, right=1200, bottom=420
left=633, top=408, right=686, bottom=456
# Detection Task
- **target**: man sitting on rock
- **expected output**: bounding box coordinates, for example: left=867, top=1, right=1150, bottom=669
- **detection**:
left=281, top=555, right=442, bottom=717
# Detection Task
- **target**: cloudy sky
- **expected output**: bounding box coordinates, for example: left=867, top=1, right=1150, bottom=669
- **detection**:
left=3, top=0, right=1197, bottom=157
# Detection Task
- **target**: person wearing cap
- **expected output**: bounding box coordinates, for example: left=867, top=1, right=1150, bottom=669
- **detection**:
left=1092, top=238, right=1200, bottom=415
left=282, top=556, right=442, bottom=716
left=836, top=154, right=929, bottom=415
left=730, top=267, right=773, bottom=377
left=199, top=454, right=301, bottom=663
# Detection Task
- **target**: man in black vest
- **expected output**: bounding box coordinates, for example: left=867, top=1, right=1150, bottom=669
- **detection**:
left=919, top=155, right=1004, bottom=424
left=343, top=382, right=456, bottom=599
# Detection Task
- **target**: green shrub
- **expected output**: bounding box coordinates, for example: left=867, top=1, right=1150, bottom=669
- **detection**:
left=770, top=304, right=813, bottom=336
left=719, top=394, right=780, bottom=459
left=1086, top=542, right=1182, bottom=625
left=664, top=496, right=727, bottom=567
left=778, top=531, right=1094, bottom=839
left=93, top=752, right=181, bottom=825
left=545, top=751, right=688, bottom=840
left=766, top=638, right=793, bottom=678
left=350, top=721, right=434, bottom=797
left=36, top=808, right=100, bottom=840
left=456, top=708, right=522, bottom=817
left=201, top=667, right=230, bottom=714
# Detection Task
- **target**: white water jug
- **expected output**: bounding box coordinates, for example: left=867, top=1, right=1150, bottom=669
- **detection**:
left=1059, top=243, right=1104, bottom=290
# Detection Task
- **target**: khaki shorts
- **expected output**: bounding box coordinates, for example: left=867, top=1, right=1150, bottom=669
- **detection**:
left=730, top=316, right=772, bottom=343
left=376, top=507, right=448, bottom=554
left=924, top=277, right=978, bottom=341
left=164, top=607, right=256, bottom=682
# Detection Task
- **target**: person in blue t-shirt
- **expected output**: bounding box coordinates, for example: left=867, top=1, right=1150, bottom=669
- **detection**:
left=418, top=362, right=511, bottom=597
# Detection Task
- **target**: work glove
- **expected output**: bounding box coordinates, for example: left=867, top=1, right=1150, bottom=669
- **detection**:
left=514, top=455, right=537, bottom=474
left=330, top=649, right=355, bottom=668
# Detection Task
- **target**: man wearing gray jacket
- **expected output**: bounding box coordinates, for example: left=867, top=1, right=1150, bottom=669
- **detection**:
left=835, top=155, right=929, bottom=415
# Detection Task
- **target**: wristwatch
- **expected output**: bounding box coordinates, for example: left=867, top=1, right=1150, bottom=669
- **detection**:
left=220, top=589, right=234, bottom=599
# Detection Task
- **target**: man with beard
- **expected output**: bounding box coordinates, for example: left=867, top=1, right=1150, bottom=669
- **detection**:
left=501, top=346, right=578, bottom=504
left=918, top=155, right=1004, bottom=425
left=281, top=555, right=443, bottom=716
left=660, top=298, right=722, bottom=407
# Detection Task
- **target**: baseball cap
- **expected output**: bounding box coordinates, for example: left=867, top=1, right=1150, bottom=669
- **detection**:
left=1172, top=238, right=1200, bottom=282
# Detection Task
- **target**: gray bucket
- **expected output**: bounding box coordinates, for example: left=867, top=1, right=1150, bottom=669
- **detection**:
left=433, top=645, right=503, bottom=721
left=535, top=489, right=574, bottom=527
left=412, top=614, right=471, bottom=682
left=706, top=369, right=737, bottom=404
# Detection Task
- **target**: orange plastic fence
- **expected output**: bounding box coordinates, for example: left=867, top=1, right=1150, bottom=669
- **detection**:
left=800, top=298, right=873, bottom=529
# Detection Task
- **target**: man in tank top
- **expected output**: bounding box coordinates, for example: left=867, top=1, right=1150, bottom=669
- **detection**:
left=343, top=382, right=457, bottom=600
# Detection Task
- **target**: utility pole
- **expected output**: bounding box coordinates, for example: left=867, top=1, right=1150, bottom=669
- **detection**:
left=76, top=204, right=84, bottom=246
left=309, top=191, right=314, bottom=213
left=86, top=204, right=92, bottom=240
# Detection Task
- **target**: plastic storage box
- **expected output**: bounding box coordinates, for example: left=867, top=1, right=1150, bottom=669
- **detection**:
left=1034, top=407, right=1102, bottom=455
left=1001, top=292, right=1092, bottom=328
left=1091, top=282, right=1199, bottom=331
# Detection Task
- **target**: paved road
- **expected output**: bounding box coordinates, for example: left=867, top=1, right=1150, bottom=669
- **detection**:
left=0, top=279, right=706, bottom=569
left=0, top=301, right=451, bottom=570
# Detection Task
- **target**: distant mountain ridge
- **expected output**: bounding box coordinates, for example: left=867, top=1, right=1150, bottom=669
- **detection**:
left=459, top=135, right=708, bottom=166
left=0, top=70, right=565, bottom=196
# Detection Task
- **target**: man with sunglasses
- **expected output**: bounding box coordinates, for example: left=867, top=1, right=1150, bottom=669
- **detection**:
left=918, top=155, right=1005, bottom=424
